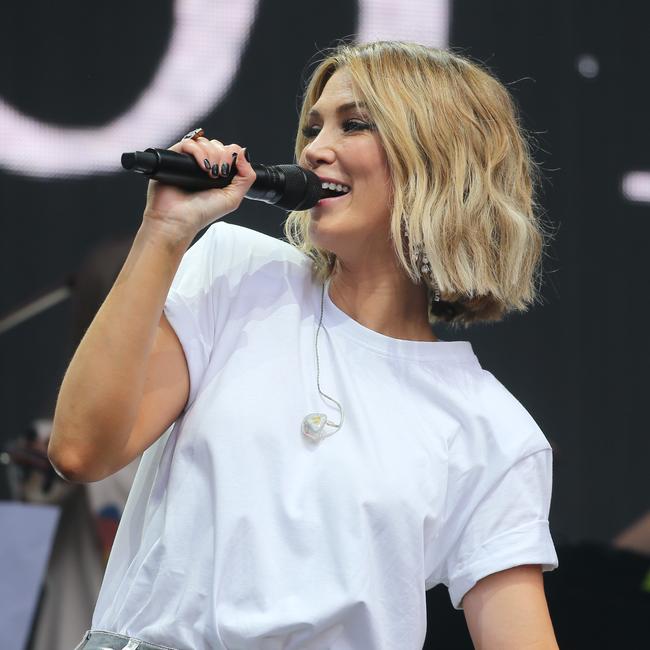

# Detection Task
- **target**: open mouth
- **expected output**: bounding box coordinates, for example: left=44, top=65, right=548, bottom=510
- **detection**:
left=318, top=181, right=351, bottom=204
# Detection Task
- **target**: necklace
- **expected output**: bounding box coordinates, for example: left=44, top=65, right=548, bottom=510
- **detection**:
left=301, top=282, right=345, bottom=442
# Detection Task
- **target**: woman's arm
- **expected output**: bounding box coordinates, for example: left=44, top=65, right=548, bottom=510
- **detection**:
left=462, top=564, right=559, bottom=650
left=48, top=137, right=256, bottom=482
left=48, top=225, right=193, bottom=482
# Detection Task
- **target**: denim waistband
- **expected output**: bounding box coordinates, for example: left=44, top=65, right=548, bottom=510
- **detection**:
left=75, top=630, right=181, bottom=650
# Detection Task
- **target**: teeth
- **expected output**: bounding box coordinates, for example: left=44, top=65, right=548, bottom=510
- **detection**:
left=321, top=182, right=351, bottom=193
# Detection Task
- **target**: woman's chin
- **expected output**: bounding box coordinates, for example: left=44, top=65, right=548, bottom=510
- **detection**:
left=308, top=212, right=347, bottom=243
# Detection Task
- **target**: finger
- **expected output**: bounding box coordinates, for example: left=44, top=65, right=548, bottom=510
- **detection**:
left=229, top=145, right=255, bottom=182
left=202, top=140, right=238, bottom=178
left=193, top=135, right=221, bottom=174
left=182, top=138, right=231, bottom=178
left=173, top=138, right=220, bottom=176
left=217, top=145, right=255, bottom=195
left=203, top=143, right=255, bottom=199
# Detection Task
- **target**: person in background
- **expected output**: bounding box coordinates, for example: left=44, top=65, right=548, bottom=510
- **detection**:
left=7, top=238, right=139, bottom=650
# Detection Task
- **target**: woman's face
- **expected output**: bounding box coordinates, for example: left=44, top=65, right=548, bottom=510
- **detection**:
left=299, top=68, right=393, bottom=261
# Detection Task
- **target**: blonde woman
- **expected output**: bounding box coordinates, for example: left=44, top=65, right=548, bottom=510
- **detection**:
left=51, top=41, right=559, bottom=650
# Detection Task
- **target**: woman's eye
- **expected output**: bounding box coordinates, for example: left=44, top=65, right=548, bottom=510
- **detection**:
left=301, top=120, right=375, bottom=139
left=343, top=119, right=374, bottom=132
left=301, top=125, right=320, bottom=139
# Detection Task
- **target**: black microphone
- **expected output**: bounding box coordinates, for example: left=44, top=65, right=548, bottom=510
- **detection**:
left=121, top=148, right=323, bottom=211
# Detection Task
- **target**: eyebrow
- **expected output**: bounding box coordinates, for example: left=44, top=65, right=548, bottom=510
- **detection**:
left=307, top=101, right=368, bottom=118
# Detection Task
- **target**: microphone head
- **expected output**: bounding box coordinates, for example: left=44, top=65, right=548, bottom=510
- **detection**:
left=273, top=165, right=322, bottom=210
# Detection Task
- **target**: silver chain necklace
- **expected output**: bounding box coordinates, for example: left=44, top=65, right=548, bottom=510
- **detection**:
left=301, top=282, right=345, bottom=442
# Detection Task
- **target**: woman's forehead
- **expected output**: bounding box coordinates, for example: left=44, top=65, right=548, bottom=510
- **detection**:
left=310, top=70, right=363, bottom=115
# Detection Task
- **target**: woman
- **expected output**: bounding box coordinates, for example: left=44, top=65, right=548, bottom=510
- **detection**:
left=50, top=41, right=559, bottom=649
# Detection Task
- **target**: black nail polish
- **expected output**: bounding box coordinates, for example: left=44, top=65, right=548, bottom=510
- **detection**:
left=204, top=158, right=211, bottom=170
left=220, top=162, right=230, bottom=177
left=244, top=148, right=251, bottom=162
left=211, top=163, right=219, bottom=176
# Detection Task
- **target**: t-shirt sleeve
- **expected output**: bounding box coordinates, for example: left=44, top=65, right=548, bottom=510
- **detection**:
left=425, top=373, right=559, bottom=610
left=163, top=222, right=235, bottom=409
left=443, top=446, right=558, bottom=609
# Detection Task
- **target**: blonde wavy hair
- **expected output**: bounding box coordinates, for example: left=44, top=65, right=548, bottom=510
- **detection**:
left=284, top=41, right=547, bottom=326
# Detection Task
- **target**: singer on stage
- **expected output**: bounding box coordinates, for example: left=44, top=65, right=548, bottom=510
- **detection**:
left=50, top=41, right=559, bottom=650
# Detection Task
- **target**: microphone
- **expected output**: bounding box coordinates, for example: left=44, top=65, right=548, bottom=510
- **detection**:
left=121, top=148, right=323, bottom=211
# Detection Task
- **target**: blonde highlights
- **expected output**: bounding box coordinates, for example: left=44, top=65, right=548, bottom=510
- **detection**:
left=284, top=41, right=547, bottom=326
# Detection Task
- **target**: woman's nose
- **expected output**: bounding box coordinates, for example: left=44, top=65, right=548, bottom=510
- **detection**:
left=302, top=137, right=336, bottom=169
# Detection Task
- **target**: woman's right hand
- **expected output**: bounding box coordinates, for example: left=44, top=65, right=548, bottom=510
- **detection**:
left=142, top=135, right=256, bottom=241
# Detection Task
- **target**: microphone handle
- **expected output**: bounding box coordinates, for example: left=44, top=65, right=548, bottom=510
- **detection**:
left=122, top=148, right=241, bottom=189
left=121, top=148, right=288, bottom=205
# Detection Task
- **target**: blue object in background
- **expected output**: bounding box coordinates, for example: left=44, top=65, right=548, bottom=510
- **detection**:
left=0, top=502, right=60, bottom=650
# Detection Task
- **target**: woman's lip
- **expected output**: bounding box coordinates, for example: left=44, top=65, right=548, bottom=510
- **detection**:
left=318, top=177, right=350, bottom=187
left=315, top=191, right=351, bottom=207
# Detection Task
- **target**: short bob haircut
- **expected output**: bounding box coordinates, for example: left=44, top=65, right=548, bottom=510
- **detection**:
left=284, top=41, right=547, bottom=326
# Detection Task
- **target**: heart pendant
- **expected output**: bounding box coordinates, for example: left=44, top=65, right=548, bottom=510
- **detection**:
left=302, top=413, right=328, bottom=441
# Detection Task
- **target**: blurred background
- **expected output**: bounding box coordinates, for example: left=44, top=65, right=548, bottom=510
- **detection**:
left=1, top=0, right=649, bottom=648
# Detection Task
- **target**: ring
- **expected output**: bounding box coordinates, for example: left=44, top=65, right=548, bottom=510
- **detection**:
left=182, top=128, right=205, bottom=141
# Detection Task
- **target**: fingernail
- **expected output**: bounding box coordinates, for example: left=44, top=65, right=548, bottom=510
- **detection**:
left=203, top=158, right=211, bottom=170
left=244, top=148, right=251, bottom=162
left=211, top=163, right=219, bottom=176
left=232, top=153, right=238, bottom=167
left=220, top=162, right=230, bottom=177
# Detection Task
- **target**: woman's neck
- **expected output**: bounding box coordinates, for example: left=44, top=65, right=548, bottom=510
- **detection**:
left=328, top=264, right=437, bottom=342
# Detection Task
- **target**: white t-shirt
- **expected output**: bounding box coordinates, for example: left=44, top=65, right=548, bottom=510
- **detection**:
left=92, top=221, right=558, bottom=650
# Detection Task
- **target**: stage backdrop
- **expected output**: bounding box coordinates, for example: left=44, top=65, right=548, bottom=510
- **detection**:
left=1, top=0, right=648, bottom=553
